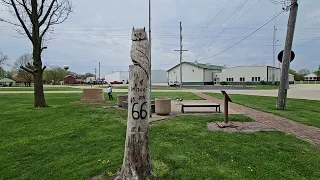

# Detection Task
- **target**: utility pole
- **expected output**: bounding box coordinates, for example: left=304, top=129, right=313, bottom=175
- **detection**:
left=149, top=0, right=152, bottom=118
left=272, top=26, right=277, bottom=84
left=277, top=0, right=298, bottom=110
left=98, top=62, right=101, bottom=81
left=174, top=21, right=188, bottom=88
left=94, top=68, right=97, bottom=81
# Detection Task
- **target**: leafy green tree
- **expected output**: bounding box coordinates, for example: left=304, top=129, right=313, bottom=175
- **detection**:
left=43, top=67, right=67, bottom=85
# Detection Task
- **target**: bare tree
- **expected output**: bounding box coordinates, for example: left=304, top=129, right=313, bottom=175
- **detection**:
left=298, top=69, right=311, bottom=76
left=0, top=0, right=72, bottom=107
left=0, top=51, right=8, bottom=66
left=13, top=54, right=33, bottom=86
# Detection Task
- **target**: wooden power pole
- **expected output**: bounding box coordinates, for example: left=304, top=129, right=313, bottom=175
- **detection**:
left=277, top=0, right=298, bottom=110
left=174, top=22, right=188, bottom=88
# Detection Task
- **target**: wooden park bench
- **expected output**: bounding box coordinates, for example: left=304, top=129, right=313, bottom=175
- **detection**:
left=181, top=103, right=221, bottom=113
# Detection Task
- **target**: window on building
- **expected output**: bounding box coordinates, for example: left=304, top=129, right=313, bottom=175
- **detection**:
left=258, top=77, right=261, bottom=81
left=226, top=78, right=228, bottom=82
left=231, top=78, right=234, bottom=82
left=255, top=77, right=257, bottom=81
left=252, top=77, right=254, bottom=81
left=240, top=77, right=242, bottom=82
left=314, top=77, right=317, bottom=80
left=240, top=77, right=245, bottom=82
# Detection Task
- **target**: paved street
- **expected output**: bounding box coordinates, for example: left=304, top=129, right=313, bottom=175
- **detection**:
left=0, top=84, right=319, bottom=100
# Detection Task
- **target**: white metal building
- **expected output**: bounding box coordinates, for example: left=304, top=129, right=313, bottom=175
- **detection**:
left=217, top=66, right=284, bottom=84
left=151, top=70, right=167, bottom=83
left=167, top=63, right=295, bottom=85
left=104, top=71, right=129, bottom=84
left=167, top=62, right=223, bottom=85
left=105, top=70, right=167, bottom=84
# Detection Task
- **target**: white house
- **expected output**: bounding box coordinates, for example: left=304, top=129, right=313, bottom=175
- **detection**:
left=304, top=73, right=319, bottom=81
left=85, top=77, right=95, bottom=83
left=217, top=66, right=284, bottom=84
left=167, top=61, right=223, bottom=85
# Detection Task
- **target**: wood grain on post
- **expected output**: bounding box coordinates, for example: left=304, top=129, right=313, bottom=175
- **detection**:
left=116, top=27, right=152, bottom=180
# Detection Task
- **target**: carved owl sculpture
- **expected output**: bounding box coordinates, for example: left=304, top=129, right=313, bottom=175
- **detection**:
left=131, top=27, right=150, bottom=78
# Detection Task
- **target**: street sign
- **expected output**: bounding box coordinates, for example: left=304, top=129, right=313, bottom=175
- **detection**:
left=278, top=50, right=295, bottom=63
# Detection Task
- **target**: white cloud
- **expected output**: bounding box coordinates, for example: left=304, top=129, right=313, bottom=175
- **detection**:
left=1, top=0, right=319, bottom=75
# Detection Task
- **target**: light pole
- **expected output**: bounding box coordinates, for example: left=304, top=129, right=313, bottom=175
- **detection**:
left=93, top=61, right=101, bottom=86
left=149, top=0, right=152, bottom=118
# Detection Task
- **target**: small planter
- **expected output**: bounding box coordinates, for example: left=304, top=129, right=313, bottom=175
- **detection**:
left=155, top=98, right=171, bottom=115
left=117, top=94, right=128, bottom=107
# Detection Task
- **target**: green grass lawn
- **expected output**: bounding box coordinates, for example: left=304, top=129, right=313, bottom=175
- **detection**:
left=205, top=93, right=320, bottom=128
left=1, top=94, right=320, bottom=179
left=0, top=87, right=81, bottom=91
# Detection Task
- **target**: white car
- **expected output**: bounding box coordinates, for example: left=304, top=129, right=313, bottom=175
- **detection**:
left=168, top=81, right=180, bottom=87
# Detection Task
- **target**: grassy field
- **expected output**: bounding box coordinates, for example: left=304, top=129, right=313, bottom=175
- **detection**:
left=1, top=93, right=320, bottom=179
left=0, top=87, right=81, bottom=91
left=205, top=93, right=320, bottom=128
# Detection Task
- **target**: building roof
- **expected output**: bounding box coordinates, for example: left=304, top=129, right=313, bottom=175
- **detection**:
left=167, top=62, right=223, bottom=72
left=0, top=78, right=15, bottom=83
left=304, top=73, right=318, bottom=78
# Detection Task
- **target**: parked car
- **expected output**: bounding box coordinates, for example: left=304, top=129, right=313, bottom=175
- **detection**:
left=168, top=81, right=180, bottom=87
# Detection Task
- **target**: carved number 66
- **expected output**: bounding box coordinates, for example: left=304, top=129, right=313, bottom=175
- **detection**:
left=132, top=102, right=147, bottom=120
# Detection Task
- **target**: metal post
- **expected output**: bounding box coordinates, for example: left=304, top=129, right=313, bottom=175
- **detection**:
left=277, top=0, right=298, bottom=110
left=179, top=22, right=182, bottom=88
left=174, top=22, right=188, bottom=88
left=149, top=0, right=152, bottom=118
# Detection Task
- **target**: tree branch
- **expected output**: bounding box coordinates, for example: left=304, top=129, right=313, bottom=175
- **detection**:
left=39, top=0, right=56, bottom=26
left=38, top=0, right=46, bottom=17
left=16, top=0, right=32, bottom=20
left=8, top=0, right=33, bottom=42
left=0, top=18, right=23, bottom=27
left=20, top=65, right=34, bottom=74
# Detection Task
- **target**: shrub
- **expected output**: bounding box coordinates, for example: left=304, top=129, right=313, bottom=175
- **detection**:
left=220, top=81, right=227, bottom=85
left=260, top=80, right=267, bottom=85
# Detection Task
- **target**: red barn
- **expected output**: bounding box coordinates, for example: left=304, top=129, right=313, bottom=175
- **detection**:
left=64, top=75, right=77, bottom=84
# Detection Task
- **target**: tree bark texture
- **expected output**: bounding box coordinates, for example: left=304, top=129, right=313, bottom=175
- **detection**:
left=115, top=27, right=152, bottom=180
left=33, top=38, right=47, bottom=107
left=115, top=65, right=152, bottom=180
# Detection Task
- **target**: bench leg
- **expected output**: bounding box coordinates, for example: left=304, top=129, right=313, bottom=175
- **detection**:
left=219, top=106, right=221, bottom=113
left=215, top=106, right=217, bottom=112
left=181, top=105, right=184, bottom=113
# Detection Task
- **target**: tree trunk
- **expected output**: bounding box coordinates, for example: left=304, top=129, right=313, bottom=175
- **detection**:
left=115, top=65, right=152, bottom=180
left=33, top=71, right=47, bottom=107
left=32, top=38, right=47, bottom=107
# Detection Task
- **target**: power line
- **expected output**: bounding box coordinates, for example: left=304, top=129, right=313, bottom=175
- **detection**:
left=197, top=9, right=285, bottom=62
left=194, top=0, right=250, bottom=57
left=188, top=0, right=232, bottom=47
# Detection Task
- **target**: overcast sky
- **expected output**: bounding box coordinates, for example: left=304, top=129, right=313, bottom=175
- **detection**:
left=1, top=0, right=319, bottom=76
